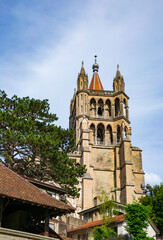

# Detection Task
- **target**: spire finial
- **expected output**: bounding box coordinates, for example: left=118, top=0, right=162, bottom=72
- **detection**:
left=94, top=55, right=97, bottom=64
left=92, top=55, right=99, bottom=72
left=80, top=60, right=85, bottom=74
left=116, top=64, right=121, bottom=78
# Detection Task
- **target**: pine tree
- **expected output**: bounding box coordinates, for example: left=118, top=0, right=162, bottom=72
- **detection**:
left=0, top=90, right=86, bottom=196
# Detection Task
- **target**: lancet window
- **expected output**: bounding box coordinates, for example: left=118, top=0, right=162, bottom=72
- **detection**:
left=90, top=123, right=95, bottom=144
left=106, top=125, right=113, bottom=145
left=115, top=98, right=120, bottom=117
left=90, top=98, right=96, bottom=117
left=97, top=99, right=104, bottom=117
left=117, top=125, right=121, bottom=144
left=105, top=99, right=111, bottom=117
left=123, top=98, right=126, bottom=117
left=97, top=123, right=105, bottom=145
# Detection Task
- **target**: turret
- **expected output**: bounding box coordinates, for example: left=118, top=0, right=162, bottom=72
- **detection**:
left=77, top=61, right=88, bottom=91
left=113, top=64, right=125, bottom=92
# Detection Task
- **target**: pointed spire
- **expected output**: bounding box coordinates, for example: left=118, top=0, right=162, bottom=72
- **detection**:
left=80, top=60, right=85, bottom=75
left=92, top=55, right=99, bottom=72
left=89, top=56, right=104, bottom=90
left=113, top=64, right=125, bottom=92
left=116, top=64, right=121, bottom=78
left=77, top=60, right=88, bottom=90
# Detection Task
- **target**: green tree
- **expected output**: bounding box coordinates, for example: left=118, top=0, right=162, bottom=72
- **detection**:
left=91, top=190, right=119, bottom=240
left=0, top=90, right=86, bottom=196
left=140, top=184, right=163, bottom=235
left=125, top=202, right=154, bottom=240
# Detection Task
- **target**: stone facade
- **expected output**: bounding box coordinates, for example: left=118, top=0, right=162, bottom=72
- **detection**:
left=69, top=59, right=145, bottom=212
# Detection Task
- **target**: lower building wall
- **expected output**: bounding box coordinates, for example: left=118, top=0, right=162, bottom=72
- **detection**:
left=0, top=227, right=58, bottom=240
left=117, top=222, right=157, bottom=240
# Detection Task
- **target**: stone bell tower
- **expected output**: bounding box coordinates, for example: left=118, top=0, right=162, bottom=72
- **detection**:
left=69, top=56, right=145, bottom=211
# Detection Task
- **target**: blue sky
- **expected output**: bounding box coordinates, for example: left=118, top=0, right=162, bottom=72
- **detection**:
left=0, top=0, right=162, bottom=186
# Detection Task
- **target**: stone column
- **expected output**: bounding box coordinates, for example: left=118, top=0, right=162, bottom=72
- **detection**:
left=121, top=121, right=125, bottom=140
left=76, top=95, right=79, bottom=115
left=113, top=131, right=117, bottom=145
left=105, top=126, right=107, bottom=146
left=104, top=104, right=106, bottom=119
left=87, top=96, right=90, bottom=116
left=120, top=101, right=124, bottom=116
left=126, top=106, right=129, bottom=119
left=95, top=126, right=97, bottom=145
left=96, top=105, right=98, bottom=118
left=111, top=104, right=115, bottom=118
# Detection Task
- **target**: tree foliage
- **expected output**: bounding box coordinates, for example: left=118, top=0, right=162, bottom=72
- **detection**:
left=92, top=190, right=119, bottom=240
left=125, top=202, right=154, bottom=240
left=0, top=90, right=86, bottom=196
left=140, top=184, right=163, bottom=235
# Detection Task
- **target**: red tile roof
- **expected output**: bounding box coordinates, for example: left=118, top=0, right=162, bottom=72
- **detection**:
left=0, top=163, right=74, bottom=211
left=68, top=215, right=125, bottom=232
left=89, top=72, right=104, bottom=90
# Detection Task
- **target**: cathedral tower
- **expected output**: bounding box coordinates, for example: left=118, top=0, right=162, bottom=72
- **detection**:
left=69, top=57, right=145, bottom=211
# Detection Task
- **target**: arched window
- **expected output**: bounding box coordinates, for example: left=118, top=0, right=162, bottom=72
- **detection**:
left=90, top=98, right=96, bottom=117
left=123, top=98, right=126, bottom=117
left=124, top=126, right=128, bottom=138
left=94, top=197, right=98, bottom=206
left=106, top=125, right=113, bottom=145
left=115, top=98, right=120, bottom=117
left=98, top=99, right=104, bottom=117
left=105, top=99, right=111, bottom=117
left=90, top=124, right=95, bottom=144
left=97, top=123, right=105, bottom=145
left=98, top=107, right=102, bottom=115
left=117, top=125, right=121, bottom=144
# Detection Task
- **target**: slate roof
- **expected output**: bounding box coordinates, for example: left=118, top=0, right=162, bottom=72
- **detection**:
left=0, top=163, right=74, bottom=212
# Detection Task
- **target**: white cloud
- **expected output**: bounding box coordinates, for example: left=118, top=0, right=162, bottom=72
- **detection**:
left=145, top=172, right=162, bottom=186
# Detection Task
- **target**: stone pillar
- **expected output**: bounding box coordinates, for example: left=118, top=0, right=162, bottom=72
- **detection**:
left=82, top=173, right=93, bottom=209
left=95, top=127, right=97, bottom=145
left=76, top=95, right=79, bottom=115
left=104, top=104, right=106, bottom=119
left=111, top=104, right=115, bottom=118
left=121, top=121, right=125, bottom=140
left=126, top=106, right=129, bottom=119
left=105, top=126, right=107, bottom=146
left=120, top=101, right=124, bottom=116
left=113, top=131, right=117, bottom=145
left=87, top=99, right=90, bottom=116
left=120, top=140, right=134, bottom=204
left=96, top=105, right=98, bottom=117
left=126, top=127, right=132, bottom=141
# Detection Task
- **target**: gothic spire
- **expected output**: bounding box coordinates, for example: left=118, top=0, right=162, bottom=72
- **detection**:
left=89, top=56, right=104, bottom=90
